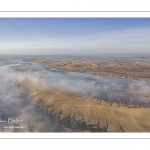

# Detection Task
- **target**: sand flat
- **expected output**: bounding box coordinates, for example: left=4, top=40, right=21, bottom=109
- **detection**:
left=18, top=78, right=150, bottom=132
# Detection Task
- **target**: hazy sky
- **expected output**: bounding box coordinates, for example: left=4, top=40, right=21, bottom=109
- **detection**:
left=0, top=18, right=150, bottom=55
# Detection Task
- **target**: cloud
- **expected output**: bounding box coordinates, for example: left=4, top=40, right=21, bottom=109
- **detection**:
left=0, top=67, right=62, bottom=132
left=7, top=62, right=150, bottom=105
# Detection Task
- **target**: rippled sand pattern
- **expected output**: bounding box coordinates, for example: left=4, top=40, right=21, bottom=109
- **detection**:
left=19, top=79, right=150, bottom=132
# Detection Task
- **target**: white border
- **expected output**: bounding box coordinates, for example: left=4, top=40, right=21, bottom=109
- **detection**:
left=1, top=12, right=150, bottom=18
left=0, top=0, right=150, bottom=11
left=0, top=133, right=149, bottom=139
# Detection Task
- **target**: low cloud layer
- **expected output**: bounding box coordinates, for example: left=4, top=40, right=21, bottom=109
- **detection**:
left=10, top=62, right=150, bottom=105
left=0, top=67, right=63, bottom=132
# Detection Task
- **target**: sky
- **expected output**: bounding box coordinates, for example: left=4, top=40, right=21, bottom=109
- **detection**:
left=0, top=18, right=150, bottom=55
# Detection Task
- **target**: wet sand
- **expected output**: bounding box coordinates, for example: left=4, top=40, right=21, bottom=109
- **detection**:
left=17, top=76, right=150, bottom=132
left=29, top=57, right=150, bottom=81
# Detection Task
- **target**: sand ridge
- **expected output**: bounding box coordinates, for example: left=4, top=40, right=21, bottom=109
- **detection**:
left=18, top=78, right=150, bottom=132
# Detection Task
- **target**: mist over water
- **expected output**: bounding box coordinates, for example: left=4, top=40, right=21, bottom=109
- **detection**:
left=0, top=64, right=64, bottom=132
left=24, top=63, right=150, bottom=105
left=0, top=56, right=150, bottom=132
